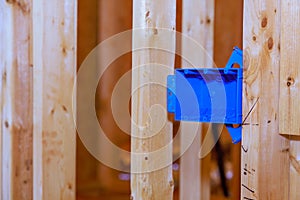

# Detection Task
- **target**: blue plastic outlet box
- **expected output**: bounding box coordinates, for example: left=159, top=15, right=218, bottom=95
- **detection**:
left=167, top=47, right=243, bottom=143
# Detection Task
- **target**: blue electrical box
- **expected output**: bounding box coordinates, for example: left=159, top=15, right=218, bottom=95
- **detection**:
left=167, top=47, right=243, bottom=143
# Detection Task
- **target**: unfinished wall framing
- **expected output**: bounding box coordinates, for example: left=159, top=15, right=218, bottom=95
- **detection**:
left=180, top=0, right=214, bottom=199
left=1, top=0, right=300, bottom=199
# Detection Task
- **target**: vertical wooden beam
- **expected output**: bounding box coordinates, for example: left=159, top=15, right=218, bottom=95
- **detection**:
left=280, top=0, right=300, bottom=199
left=0, top=0, right=33, bottom=199
left=97, top=0, right=132, bottom=194
left=76, top=0, right=99, bottom=193
left=214, top=0, right=243, bottom=68
left=33, top=1, right=77, bottom=199
left=180, top=1, right=214, bottom=200
left=131, top=0, right=176, bottom=199
left=289, top=141, right=300, bottom=200
left=214, top=0, right=243, bottom=198
left=0, top=3, right=10, bottom=199
left=242, top=0, right=290, bottom=199
left=78, top=0, right=98, bottom=67
left=279, top=0, right=300, bottom=137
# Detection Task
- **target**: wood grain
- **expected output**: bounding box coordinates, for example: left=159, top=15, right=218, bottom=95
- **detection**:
left=289, top=140, right=300, bottom=200
left=33, top=1, right=77, bottom=199
left=0, top=0, right=33, bottom=199
left=131, top=0, right=176, bottom=199
left=96, top=0, right=132, bottom=194
left=279, top=0, right=300, bottom=136
left=242, top=0, right=290, bottom=199
left=180, top=0, right=214, bottom=200
left=280, top=0, right=300, bottom=198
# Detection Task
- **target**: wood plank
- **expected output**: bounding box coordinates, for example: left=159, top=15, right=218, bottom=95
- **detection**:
left=180, top=0, right=214, bottom=200
left=0, top=0, right=33, bottom=199
left=214, top=0, right=243, bottom=68
left=242, top=0, right=290, bottom=199
left=96, top=0, right=132, bottom=194
left=290, top=140, right=300, bottom=200
left=214, top=0, right=243, bottom=198
left=0, top=2, right=8, bottom=198
left=76, top=0, right=99, bottom=193
left=131, top=0, right=176, bottom=199
left=32, top=1, right=77, bottom=199
left=279, top=0, right=300, bottom=136
left=0, top=1, right=10, bottom=199
left=280, top=0, right=300, bottom=198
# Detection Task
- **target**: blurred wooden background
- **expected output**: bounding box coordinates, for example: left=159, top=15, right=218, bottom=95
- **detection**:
left=77, top=0, right=243, bottom=199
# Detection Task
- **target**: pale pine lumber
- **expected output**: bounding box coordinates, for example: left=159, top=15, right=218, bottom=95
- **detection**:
left=0, top=2, right=8, bottom=198
left=289, top=140, right=300, bottom=200
left=279, top=0, right=300, bottom=136
left=131, top=0, right=176, bottom=199
left=0, top=0, right=33, bottom=199
left=242, top=0, right=289, bottom=199
left=280, top=0, right=300, bottom=198
left=32, top=1, right=77, bottom=199
left=180, top=0, right=214, bottom=200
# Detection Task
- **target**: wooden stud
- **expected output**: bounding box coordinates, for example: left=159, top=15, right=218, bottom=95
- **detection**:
left=242, top=0, right=290, bottom=199
left=214, top=0, right=243, bottom=198
left=97, top=0, right=132, bottom=194
left=279, top=0, right=300, bottom=136
left=289, top=140, right=300, bottom=199
left=0, top=0, right=33, bottom=199
left=76, top=0, right=99, bottom=193
left=78, top=0, right=98, bottom=68
left=280, top=0, right=300, bottom=198
left=180, top=0, right=214, bottom=200
left=33, top=1, right=77, bottom=199
left=131, top=0, right=176, bottom=199
left=0, top=2, right=9, bottom=199
left=214, top=0, right=243, bottom=68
